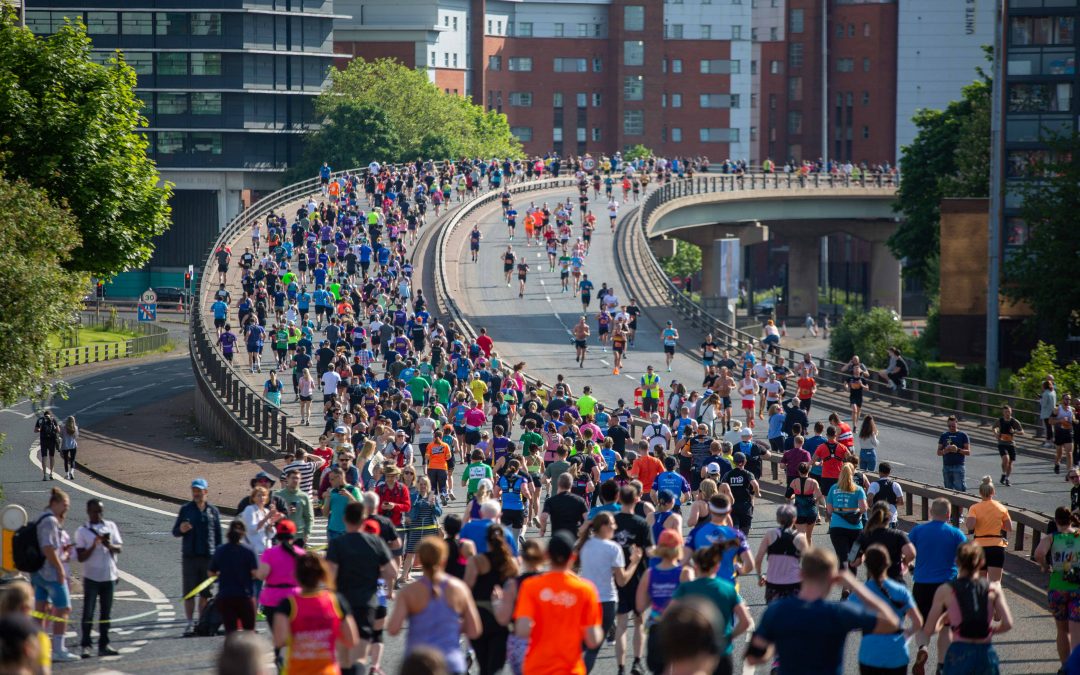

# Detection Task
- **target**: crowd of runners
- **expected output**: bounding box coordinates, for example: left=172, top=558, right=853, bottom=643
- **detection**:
left=6, top=153, right=1079, bottom=675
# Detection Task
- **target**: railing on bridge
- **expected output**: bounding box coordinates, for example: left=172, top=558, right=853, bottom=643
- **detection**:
left=633, top=174, right=1039, bottom=430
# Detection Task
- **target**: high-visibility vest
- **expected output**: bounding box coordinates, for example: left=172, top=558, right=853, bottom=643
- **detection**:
left=641, top=374, right=660, bottom=399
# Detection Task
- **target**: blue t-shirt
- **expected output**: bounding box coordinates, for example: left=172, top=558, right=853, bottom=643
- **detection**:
left=850, top=578, right=914, bottom=669
left=652, top=471, right=691, bottom=506
left=460, top=519, right=519, bottom=555
left=908, top=520, right=966, bottom=583
left=754, top=597, right=878, bottom=675
left=588, top=502, right=620, bottom=520
left=211, top=300, right=228, bottom=319
left=685, top=522, right=748, bottom=583
left=939, top=431, right=970, bottom=466
left=827, top=485, right=866, bottom=530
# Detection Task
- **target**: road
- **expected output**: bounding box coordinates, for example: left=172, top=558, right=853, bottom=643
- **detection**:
left=447, top=188, right=1067, bottom=516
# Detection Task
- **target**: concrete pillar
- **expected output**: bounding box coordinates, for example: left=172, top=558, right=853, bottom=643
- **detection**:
left=869, top=239, right=903, bottom=314
left=787, top=236, right=820, bottom=318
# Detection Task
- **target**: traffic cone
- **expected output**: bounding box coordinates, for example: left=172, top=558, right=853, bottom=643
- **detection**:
left=178, top=296, right=184, bottom=313
left=781, top=321, right=787, bottom=337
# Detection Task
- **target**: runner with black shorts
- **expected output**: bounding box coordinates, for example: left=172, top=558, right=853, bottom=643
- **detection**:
left=516, top=262, right=529, bottom=298
left=572, top=317, right=591, bottom=368
left=502, top=246, right=516, bottom=287
left=625, top=300, right=641, bottom=347
left=469, top=225, right=481, bottom=263
left=993, top=405, right=1023, bottom=486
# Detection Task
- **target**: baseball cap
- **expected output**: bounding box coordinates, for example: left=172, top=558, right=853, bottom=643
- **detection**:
left=334, top=425, right=348, bottom=434
left=740, top=428, right=753, bottom=438
left=191, top=478, right=209, bottom=490
left=657, top=529, right=684, bottom=549
left=706, top=462, right=722, bottom=475
left=274, top=520, right=297, bottom=537
left=547, top=531, right=576, bottom=561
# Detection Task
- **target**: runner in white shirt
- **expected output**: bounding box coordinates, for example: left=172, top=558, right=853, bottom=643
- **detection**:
left=643, top=413, right=672, bottom=454
left=752, top=361, right=774, bottom=418
left=738, top=375, right=760, bottom=431
left=321, top=369, right=341, bottom=400
left=607, top=200, right=619, bottom=231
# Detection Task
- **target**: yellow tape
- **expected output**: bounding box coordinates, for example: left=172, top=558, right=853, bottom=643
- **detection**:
left=182, top=575, right=218, bottom=600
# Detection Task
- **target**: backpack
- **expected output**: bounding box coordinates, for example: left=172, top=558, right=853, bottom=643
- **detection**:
left=39, top=416, right=59, bottom=445
left=194, top=595, right=223, bottom=637
left=12, top=514, right=51, bottom=573
left=873, top=478, right=898, bottom=505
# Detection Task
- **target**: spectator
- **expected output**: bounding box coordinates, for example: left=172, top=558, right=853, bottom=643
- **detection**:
left=173, top=478, right=223, bottom=637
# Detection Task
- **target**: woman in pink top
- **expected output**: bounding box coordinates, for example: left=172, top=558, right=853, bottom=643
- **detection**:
left=257, top=520, right=305, bottom=663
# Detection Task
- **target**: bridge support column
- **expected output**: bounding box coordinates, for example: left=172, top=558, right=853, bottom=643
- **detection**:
left=869, top=239, right=902, bottom=314
left=787, top=236, right=819, bottom=318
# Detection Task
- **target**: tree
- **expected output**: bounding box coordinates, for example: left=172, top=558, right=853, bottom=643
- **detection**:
left=1002, top=132, right=1080, bottom=344
left=290, top=104, right=403, bottom=181
left=0, top=17, right=171, bottom=277
left=0, top=175, right=87, bottom=406
left=828, top=307, right=911, bottom=368
left=891, top=75, right=991, bottom=291
left=659, top=240, right=701, bottom=280
left=624, top=144, right=654, bottom=162
left=315, top=58, right=522, bottom=162
left=1009, top=341, right=1080, bottom=400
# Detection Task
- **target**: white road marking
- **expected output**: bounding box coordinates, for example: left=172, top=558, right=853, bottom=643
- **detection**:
left=99, top=386, right=122, bottom=391
left=1020, top=488, right=1043, bottom=495
left=72, top=382, right=157, bottom=415
left=29, top=442, right=177, bottom=517
left=0, top=409, right=36, bottom=419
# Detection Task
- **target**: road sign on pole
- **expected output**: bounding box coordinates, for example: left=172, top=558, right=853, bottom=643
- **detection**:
left=138, top=303, right=157, bottom=322
left=141, top=288, right=158, bottom=305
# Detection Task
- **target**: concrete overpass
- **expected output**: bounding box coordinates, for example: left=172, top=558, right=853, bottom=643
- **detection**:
left=643, top=181, right=899, bottom=317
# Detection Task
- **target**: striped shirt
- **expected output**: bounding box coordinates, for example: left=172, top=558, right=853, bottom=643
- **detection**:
left=282, top=459, right=321, bottom=496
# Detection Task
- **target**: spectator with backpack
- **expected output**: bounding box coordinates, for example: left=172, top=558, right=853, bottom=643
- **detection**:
left=173, top=478, right=223, bottom=637
left=22, top=486, right=80, bottom=661
left=33, top=410, right=60, bottom=481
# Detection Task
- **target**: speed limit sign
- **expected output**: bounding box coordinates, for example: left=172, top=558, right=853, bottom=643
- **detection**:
left=582, top=158, right=596, bottom=172
left=141, top=288, right=158, bottom=304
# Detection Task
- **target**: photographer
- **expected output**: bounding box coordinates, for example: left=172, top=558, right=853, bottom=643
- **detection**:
left=75, top=499, right=123, bottom=658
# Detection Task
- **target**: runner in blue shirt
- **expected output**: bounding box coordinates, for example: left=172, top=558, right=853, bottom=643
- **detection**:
left=662, top=321, right=679, bottom=372
left=211, top=299, right=228, bottom=334
left=651, top=457, right=691, bottom=507
left=579, top=274, right=594, bottom=312
left=685, top=495, right=753, bottom=584
left=244, top=322, right=265, bottom=373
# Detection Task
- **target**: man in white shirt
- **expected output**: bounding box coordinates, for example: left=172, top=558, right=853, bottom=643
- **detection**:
left=643, top=413, right=672, bottom=454
left=321, top=368, right=341, bottom=402
left=865, top=462, right=906, bottom=525
left=75, top=499, right=123, bottom=658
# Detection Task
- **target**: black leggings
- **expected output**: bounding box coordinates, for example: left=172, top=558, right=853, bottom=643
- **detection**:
left=829, top=527, right=862, bottom=568
left=584, top=600, right=617, bottom=673
left=470, top=607, right=508, bottom=675
left=61, top=447, right=77, bottom=473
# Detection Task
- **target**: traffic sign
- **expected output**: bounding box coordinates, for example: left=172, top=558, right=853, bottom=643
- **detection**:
left=141, top=288, right=158, bottom=305
left=582, top=158, right=596, bottom=172
left=138, top=303, right=157, bottom=321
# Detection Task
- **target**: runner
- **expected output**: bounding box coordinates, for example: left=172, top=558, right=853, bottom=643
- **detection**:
left=579, top=274, right=594, bottom=313
left=610, top=320, right=628, bottom=375
left=470, top=224, right=482, bottom=263
left=1034, top=506, right=1080, bottom=670
left=841, top=356, right=871, bottom=427
left=737, top=372, right=758, bottom=430
left=992, top=405, right=1023, bottom=486
left=1052, top=393, right=1076, bottom=476
left=661, top=321, right=679, bottom=372
left=572, top=317, right=591, bottom=368
left=909, top=498, right=968, bottom=675
left=516, top=260, right=530, bottom=299
left=700, top=334, right=718, bottom=376
left=502, top=246, right=516, bottom=287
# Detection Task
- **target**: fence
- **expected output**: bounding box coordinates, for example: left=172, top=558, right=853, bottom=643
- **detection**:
left=52, top=314, right=169, bottom=368
left=633, top=174, right=1041, bottom=430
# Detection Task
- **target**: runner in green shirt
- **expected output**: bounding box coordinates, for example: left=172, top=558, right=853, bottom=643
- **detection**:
left=407, top=374, right=430, bottom=403
left=576, top=386, right=598, bottom=417
left=461, top=449, right=494, bottom=500
left=434, top=376, right=452, bottom=406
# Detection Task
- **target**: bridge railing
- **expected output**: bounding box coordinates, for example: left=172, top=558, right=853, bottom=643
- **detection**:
left=634, top=175, right=1039, bottom=430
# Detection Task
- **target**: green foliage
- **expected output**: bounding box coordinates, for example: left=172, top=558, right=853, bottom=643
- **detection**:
left=0, top=175, right=87, bottom=406
left=624, top=145, right=653, bottom=162
left=828, top=307, right=911, bottom=368
left=290, top=104, right=403, bottom=181
left=315, top=58, right=522, bottom=162
left=659, top=240, right=701, bottom=280
left=892, top=73, right=991, bottom=291
left=0, top=17, right=172, bottom=277
left=1009, top=341, right=1080, bottom=400
left=1002, top=132, right=1080, bottom=344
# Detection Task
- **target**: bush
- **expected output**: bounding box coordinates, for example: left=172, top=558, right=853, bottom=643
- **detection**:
left=828, top=307, right=911, bottom=369
left=624, top=144, right=653, bottom=162
left=1009, top=341, right=1080, bottom=400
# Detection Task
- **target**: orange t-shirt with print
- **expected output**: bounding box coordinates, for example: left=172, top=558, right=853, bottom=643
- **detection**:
left=515, top=570, right=602, bottom=675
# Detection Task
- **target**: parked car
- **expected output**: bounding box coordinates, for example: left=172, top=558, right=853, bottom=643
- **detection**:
left=152, top=287, right=190, bottom=304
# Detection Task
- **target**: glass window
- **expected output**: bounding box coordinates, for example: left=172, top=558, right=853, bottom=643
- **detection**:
left=157, top=131, right=184, bottom=155
left=86, top=12, right=118, bottom=35
left=700, top=128, right=739, bottom=142
left=509, top=92, right=533, bottom=106
left=453, top=53, right=458, bottom=67
left=752, top=27, right=759, bottom=41
left=788, top=43, right=803, bottom=68
left=672, top=93, right=682, bottom=108
left=158, top=93, right=188, bottom=115
left=624, top=41, right=645, bottom=66
left=576, top=92, right=587, bottom=107
left=671, top=127, right=682, bottom=142
left=1011, top=16, right=1074, bottom=46
left=156, top=13, right=189, bottom=36
left=700, top=94, right=738, bottom=108
left=770, top=27, right=778, bottom=41
left=672, top=59, right=682, bottom=73
left=489, top=55, right=501, bottom=71
left=192, top=92, right=222, bottom=115
left=862, top=125, right=870, bottom=139
left=624, top=76, right=644, bottom=101
left=787, top=111, right=802, bottom=134
left=191, top=53, right=221, bottom=75
left=124, top=52, right=153, bottom=75
left=140, top=94, right=154, bottom=117
left=158, top=53, right=188, bottom=76
left=518, top=22, right=533, bottom=37
left=624, top=6, right=645, bottom=31
left=487, top=19, right=492, bottom=34
left=848, top=24, right=855, bottom=37
left=593, top=58, right=603, bottom=72
left=121, top=13, right=153, bottom=35
left=790, top=9, right=804, bottom=33
left=700, top=59, right=738, bottom=74
left=770, top=60, right=782, bottom=74
left=592, top=127, right=601, bottom=141
left=863, top=57, right=870, bottom=72
left=788, top=76, right=802, bottom=101
left=25, top=11, right=56, bottom=35
left=576, top=127, right=586, bottom=142
left=554, top=58, right=588, bottom=72
left=511, top=127, right=533, bottom=142
left=578, top=23, right=589, bottom=37
left=592, top=93, right=602, bottom=107
left=667, top=24, right=684, bottom=39
left=444, top=53, right=449, bottom=67
left=1008, top=82, right=1073, bottom=112
left=191, top=13, right=222, bottom=36
left=731, top=25, right=741, bottom=40
left=702, top=25, right=712, bottom=39
left=508, top=57, right=532, bottom=71
left=553, top=92, right=564, bottom=107
left=555, top=23, right=565, bottom=37
left=623, top=110, right=644, bottom=135
left=553, top=127, right=563, bottom=142
left=836, top=58, right=855, bottom=72
left=190, top=132, right=223, bottom=155
left=863, top=22, right=871, bottom=37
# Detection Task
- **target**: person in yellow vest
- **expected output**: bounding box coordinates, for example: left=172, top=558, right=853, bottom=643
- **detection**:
left=641, top=365, right=661, bottom=415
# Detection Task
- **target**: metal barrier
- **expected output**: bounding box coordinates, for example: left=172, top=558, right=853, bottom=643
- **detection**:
left=52, top=314, right=169, bottom=368
left=633, top=174, right=1039, bottom=430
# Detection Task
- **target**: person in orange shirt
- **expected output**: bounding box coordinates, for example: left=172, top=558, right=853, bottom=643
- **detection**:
left=796, top=375, right=817, bottom=413
left=630, top=442, right=664, bottom=497
left=426, top=434, right=452, bottom=503
left=514, top=531, right=603, bottom=675
left=966, top=477, right=1012, bottom=583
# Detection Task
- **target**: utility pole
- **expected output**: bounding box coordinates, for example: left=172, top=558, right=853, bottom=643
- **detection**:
left=985, top=0, right=1006, bottom=389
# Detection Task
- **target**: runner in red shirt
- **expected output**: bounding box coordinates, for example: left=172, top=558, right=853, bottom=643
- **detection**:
left=796, top=375, right=817, bottom=414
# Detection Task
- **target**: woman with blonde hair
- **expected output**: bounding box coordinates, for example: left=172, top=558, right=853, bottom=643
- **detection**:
left=0, top=580, right=53, bottom=671
left=388, top=537, right=482, bottom=673
left=966, top=476, right=1012, bottom=583
left=465, top=478, right=494, bottom=524
left=297, top=368, right=315, bottom=425
left=59, top=416, right=78, bottom=481
left=239, top=487, right=277, bottom=560
left=826, top=463, right=867, bottom=597
left=357, top=439, right=383, bottom=490
left=686, top=479, right=719, bottom=528
left=402, top=476, right=443, bottom=585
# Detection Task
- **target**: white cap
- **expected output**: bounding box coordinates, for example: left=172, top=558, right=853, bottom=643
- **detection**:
left=740, top=428, right=753, bottom=438
left=706, top=462, right=722, bottom=474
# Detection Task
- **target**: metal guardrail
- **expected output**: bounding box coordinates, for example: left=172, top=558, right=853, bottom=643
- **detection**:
left=53, top=314, right=169, bottom=368
left=634, top=174, right=1040, bottom=431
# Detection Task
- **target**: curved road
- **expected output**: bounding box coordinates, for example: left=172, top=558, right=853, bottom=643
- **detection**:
left=448, top=188, right=1064, bottom=516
